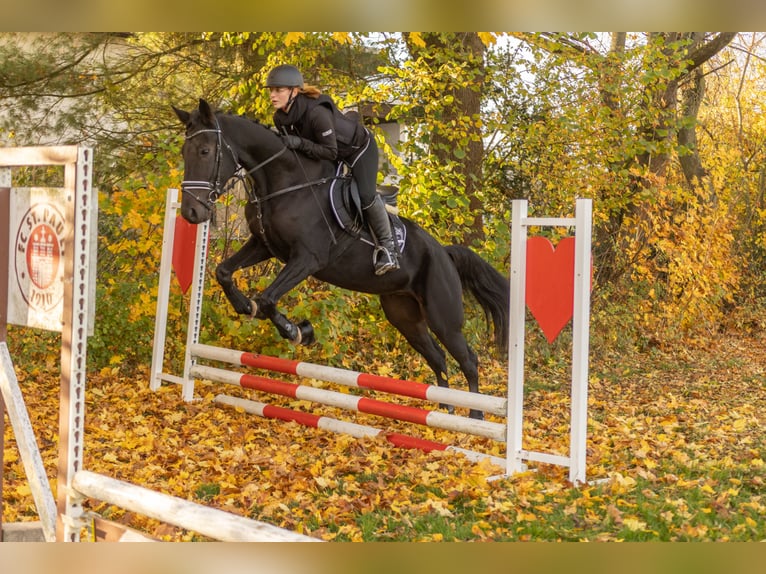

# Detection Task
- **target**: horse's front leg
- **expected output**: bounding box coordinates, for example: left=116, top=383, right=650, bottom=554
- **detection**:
left=251, top=254, right=320, bottom=346
left=215, top=236, right=272, bottom=317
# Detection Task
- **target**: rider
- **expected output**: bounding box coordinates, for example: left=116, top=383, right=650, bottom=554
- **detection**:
left=266, top=64, right=399, bottom=276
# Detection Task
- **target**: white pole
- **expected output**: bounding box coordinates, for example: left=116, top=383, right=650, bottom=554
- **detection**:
left=58, top=147, right=94, bottom=541
left=505, top=199, right=528, bottom=476
left=193, top=364, right=507, bottom=440
left=150, top=189, right=180, bottom=391
left=0, top=344, right=57, bottom=541
left=191, top=342, right=507, bottom=416
left=569, top=198, right=592, bottom=484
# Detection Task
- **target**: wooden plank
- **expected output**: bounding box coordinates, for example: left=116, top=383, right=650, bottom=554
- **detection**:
left=0, top=146, right=79, bottom=167
left=91, top=517, right=158, bottom=542
left=0, top=343, right=58, bottom=541
left=72, top=471, right=321, bottom=543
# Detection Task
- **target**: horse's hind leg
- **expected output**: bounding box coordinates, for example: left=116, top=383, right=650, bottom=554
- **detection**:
left=421, top=267, right=483, bottom=419
left=429, top=321, right=482, bottom=420
left=379, top=293, right=454, bottom=414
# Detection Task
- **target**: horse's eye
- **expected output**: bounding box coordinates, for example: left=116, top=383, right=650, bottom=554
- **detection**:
left=200, top=147, right=211, bottom=156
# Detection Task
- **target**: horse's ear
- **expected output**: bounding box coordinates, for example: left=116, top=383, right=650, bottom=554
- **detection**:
left=172, top=105, right=190, bottom=125
left=198, top=98, right=216, bottom=126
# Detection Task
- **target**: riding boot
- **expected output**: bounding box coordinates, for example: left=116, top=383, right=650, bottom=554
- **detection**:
left=363, top=195, right=400, bottom=275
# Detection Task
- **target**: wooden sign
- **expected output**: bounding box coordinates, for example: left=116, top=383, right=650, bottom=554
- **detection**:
left=6, top=187, right=70, bottom=332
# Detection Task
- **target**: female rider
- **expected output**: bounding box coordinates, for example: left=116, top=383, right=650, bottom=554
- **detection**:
left=267, top=64, right=399, bottom=275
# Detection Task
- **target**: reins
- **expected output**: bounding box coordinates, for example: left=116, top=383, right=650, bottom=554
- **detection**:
left=181, top=114, right=343, bottom=246
left=182, top=120, right=343, bottom=205
left=252, top=174, right=344, bottom=203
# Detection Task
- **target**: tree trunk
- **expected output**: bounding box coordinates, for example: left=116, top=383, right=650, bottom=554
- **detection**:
left=405, top=32, right=487, bottom=245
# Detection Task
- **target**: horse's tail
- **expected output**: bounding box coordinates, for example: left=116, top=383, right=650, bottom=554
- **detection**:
left=445, top=244, right=510, bottom=352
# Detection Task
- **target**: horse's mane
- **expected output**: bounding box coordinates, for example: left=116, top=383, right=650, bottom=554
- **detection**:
left=214, top=109, right=280, bottom=138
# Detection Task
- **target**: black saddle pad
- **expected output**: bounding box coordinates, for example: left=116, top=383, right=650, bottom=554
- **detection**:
left=329, top=166, right=406, bottom=252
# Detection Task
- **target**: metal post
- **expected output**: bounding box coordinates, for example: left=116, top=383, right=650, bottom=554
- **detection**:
left=56, top=147, right=94, bottom=541
left=0, top=171, right=10, bottom=540
left=181, top=218, right=209, bottom=401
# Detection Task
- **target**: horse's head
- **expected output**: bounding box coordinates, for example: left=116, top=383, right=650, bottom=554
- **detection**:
left=172, top=98, right=239, bottom=224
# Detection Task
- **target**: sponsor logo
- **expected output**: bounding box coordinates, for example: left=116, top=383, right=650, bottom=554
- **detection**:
left=13, top=203, right=67, bottom=313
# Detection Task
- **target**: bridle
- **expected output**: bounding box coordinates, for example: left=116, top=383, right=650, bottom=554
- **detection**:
left=180, top=113, right=343, bottom=246
left=180, top=117, right=287, bottom=211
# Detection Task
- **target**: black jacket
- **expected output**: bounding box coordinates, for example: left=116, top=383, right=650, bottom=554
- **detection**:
left=273, top=94, right=368, bottom=162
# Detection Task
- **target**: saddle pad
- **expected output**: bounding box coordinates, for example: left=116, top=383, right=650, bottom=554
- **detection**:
left=329, top=169, right=406, bottom=253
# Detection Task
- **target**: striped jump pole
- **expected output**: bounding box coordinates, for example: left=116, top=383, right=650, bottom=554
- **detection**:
left=191, top=343, right=506, bottom=417
left=191, top=364, right=505, bottom=441
left=215, top=395, right=505, bottom=467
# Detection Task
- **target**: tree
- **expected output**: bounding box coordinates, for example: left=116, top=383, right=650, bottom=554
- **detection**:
left=402, top=32, right=488, bottom=245
left=0, top=33, right=260, bottom=189
left=518, top=32, right=736, bottom=280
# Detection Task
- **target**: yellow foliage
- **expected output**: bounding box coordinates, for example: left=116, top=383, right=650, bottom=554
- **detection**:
left=331, top=32, right=352, bottom=44
left=284, top=32, right=306, bottom=46
left=408, top=32, right=426, bottom=48
left=621, top=178, right=739, bottom=343
left=478, top=32, right=498, bottom=46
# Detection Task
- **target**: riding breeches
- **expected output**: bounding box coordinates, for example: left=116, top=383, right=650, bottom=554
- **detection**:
left=344, top=129, right=380, bottom=210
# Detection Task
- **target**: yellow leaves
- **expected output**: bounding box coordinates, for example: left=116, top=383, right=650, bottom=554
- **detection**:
left=331, top=32, right=352, bottom=45
left=608, top=472, right=637, bottom=495
left=478, top=32, right=498, bottom=47
left=4, top=329, right=766, bottom=542
left=15, top=483, right=32, bottom=497
left=166, top=411, right=184, bottom=423
left=515, top=510, right=538, bottom=522
left=420, top=498, right=453, bottom=518
left=681, top=523, right=709, bottom=538
left=101, top=452, right=119, bottom=464
left=281, top=32, right=354, bottom=49
left=408, top=32, right=426, bottom=48
left=283, top=32, right=305, bottom=46
left=700, top=483, right=716, bottom=495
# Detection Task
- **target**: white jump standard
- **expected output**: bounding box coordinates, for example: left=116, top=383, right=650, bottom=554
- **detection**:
left=152, top=189, right=593, bottom=484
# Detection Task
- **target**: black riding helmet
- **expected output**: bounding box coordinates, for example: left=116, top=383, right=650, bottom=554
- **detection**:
left=266, top=64, right=304, bottom=88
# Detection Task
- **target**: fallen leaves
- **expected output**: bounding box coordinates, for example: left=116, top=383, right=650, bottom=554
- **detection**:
left=2, top=333, right=766, bottom=541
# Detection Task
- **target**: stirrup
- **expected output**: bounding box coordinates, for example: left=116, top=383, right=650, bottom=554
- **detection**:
left=373, top=246, right=399, bottom=275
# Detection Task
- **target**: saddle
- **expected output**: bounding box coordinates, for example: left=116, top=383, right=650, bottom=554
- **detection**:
left=329, top=163, right=406, bottom=252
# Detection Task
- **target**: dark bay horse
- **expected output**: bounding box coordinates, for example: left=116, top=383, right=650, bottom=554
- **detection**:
left=172, top=98, right=509, bottom=418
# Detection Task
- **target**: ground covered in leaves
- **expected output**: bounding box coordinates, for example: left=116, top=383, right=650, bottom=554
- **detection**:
left=3, top=333, right=765, bottom=541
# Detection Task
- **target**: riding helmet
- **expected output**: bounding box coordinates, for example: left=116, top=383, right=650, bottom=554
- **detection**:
left=266, top=65, right=304, bottom=88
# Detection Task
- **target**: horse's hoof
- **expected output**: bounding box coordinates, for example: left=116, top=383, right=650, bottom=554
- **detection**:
left=440, top=402, right=455, bottom=415
left=469, top=409, right=484, bottom=420
left=296, top=320, right=315, bottom=346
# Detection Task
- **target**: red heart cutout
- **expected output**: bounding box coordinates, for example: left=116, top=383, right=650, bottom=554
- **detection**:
left=525, top=236, right=577, bottom=343
left=172, top=215, right=198, bottom=294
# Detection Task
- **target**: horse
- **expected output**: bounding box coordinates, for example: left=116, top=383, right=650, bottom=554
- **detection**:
left=172, top=98, right=510, bottom=419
